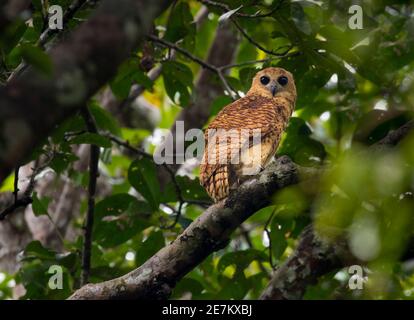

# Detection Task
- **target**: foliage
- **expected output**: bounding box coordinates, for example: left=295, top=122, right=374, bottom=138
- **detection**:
left=1, top=0, right=414, bottom=300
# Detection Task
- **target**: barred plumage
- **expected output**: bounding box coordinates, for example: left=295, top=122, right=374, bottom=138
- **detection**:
left=200, top=67, right=296, bottom=202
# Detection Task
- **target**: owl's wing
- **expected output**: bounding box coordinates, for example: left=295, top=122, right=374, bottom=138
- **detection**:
left=200, top=95, right=286, bottom=201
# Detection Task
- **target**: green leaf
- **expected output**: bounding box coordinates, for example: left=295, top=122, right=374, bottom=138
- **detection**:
left=165, top=2, right=196, bottom=52
left=239, top=67, right=257, bottom=92
left=20, top=44, right=53, bottom=75
left=218, top=5, right=243, bottom=24
left=172, top=277, right=204, bottom=299
left=161, top=176, right=210, bottom=203
left=110, top=59, right=153, bottom=99
left=0, top=20, right=27, bottom=55
left=93, top=194, right=151, bottom=247
left=162, top=61, right=193, bottom=106
left=128, top=158, right=160, bottom=210
left=290, top=2, right=312, bottom=35
left=217, top=249, right=267, bottom=273
left=32, top=192, right=51, bottom=217
left=277, top=117, right=326, bottom=166
left=69, top=133, right=112, bottom=148
left=248, top=205, right=276, bottom=224
left=210, top=95, right=233, bottom=117
left=51, top=114, right=85, bottom=144
left=55, top=252, right=78, bottom=270
left=89, top=101, right=121, bottom=135
left=135, top=230, right=165, bottom=266
left=49, top=152, right=79, bottom=174
left=24, top=241, right=56, bottom=260
left=270, top=217, right=294, bottom=260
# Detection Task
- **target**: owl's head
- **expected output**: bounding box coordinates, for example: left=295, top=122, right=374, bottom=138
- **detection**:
left=248, top=67, right=296, bottom=102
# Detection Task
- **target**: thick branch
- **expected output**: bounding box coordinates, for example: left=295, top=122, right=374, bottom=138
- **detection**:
left=0, top=0, right=170, bottom=183
left=69, top=118, right=414, bottom=300
left=259, top=226, right=342, bottom=300
left=260, top=120, right=414, bottom=300
left=69, top=156, right=299, bottom=299
left=373, top=119, right=414, bottom=151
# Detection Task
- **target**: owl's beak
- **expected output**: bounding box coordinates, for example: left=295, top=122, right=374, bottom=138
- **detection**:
left=270, top=84, right=277, bottom=96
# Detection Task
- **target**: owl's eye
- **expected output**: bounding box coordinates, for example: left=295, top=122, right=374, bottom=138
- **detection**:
left=277, top=76, right=288, bottom=86
left=260, top=76, right=270, bottom=85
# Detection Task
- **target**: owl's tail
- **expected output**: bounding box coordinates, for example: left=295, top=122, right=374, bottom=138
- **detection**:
left=200, top=165, right=229, bottom=202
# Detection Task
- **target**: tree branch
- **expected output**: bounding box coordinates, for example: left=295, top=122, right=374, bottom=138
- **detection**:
left=260, top=120, right=414, bottom=300
left=198, top=0, right=282, bottom=18
left=156, top=22, right=239, bottom=188
left=69, top=119, right=414, bottom=300
left=199, top=0, right=293, bottom=58
left=0, top=158, right=51, bottom=221
left=105, top=133, right=213, bottom=223
left=80, top=107, right=100, bottom=286
left=231, top=18, right=295, bottom=57
left=259, top=225, right=343, bottom=300
left=8, top=0, right=96, bottom=82
left=147, top=34, right=238, bottom=100
left=69, top=155, right=299, bottom=299
left=0, top=0, right=171, bottom=183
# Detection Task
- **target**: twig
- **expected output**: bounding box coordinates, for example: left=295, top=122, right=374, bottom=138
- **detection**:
left=147, top=35, right=239, bottom=100
left=0, top=158, right=50, bottom=220
left=259, top=225, right=341, bottom=300
left=106, top=133, right=210, bottom=226
left=105, top=133, right=152, bottom=159
left=38, top=0, right=90, bottom=48
left=107, top=133, right=185, bottom=228
left=68, top=155, right=299, bottom=300
left=80, top=107, right=100, bottom=286
left=7, top=0, right=92, bottom=82
left=45, top=211, right=66, bottom=245
left=68, top=121, right=414, bottom=299
left=161, top=164, right=184, bottom=229
left=231, top=18, right=293, bottom=57
left=111, top=4, right=207, bottom=113
left=200, top=0, right=291, bottom=57
left=13, top=166, right=20, bottom=202
left=116, top=64, right=163, bottom=112
left=24, top=156, right=53, bottom=197
left=239, top=225, right=270, bottom=277
left=219, top=51, right=300, bottom=71
left=148, top=35, right=214, bottom=72
left=264, top=208, right=276, bottom=269
left=198, top=0, right=282, bottom=18
left=0, top=196, right=33, bottom=220
left=148, top=35, right=298, bottom=99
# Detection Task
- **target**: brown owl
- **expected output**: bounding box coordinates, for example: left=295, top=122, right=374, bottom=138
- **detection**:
left=200, top=67, right=296, bottom=202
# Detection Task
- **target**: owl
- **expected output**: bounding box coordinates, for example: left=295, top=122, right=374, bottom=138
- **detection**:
left=200, top=67, right=296, bottom=202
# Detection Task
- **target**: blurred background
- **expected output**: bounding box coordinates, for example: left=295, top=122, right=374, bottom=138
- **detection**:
left=1, top=0, right=414, bottom=299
